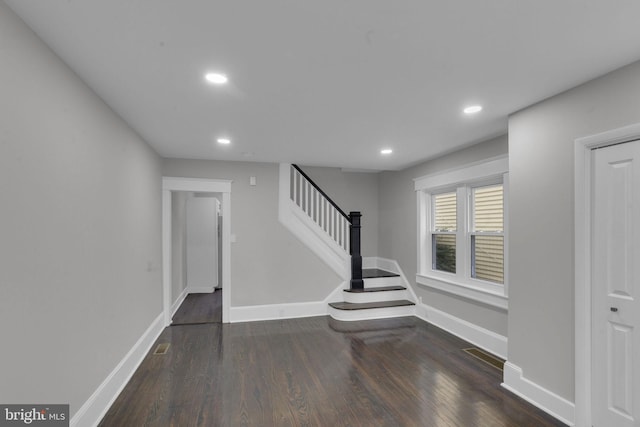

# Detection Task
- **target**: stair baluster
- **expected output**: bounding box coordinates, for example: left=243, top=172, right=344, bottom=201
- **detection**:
left=290, top=164, right=363, bottom=289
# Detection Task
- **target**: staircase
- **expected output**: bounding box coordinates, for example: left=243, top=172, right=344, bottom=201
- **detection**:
left=329, top=268, right=415, bottom=321
left=279, top=163, right=416, bottom=321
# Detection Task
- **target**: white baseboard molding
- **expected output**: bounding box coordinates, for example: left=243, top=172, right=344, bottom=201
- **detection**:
left=71, top=313, right=165, bottom=427
left=186, top=286, right=215, bottom=294
left=373, top=257, right=400, bottom=274
left=329, top=304, right=416, bottom=321
left=501, top=362, right=575, bottom=426
left=415, top=302, right=508, bottom=359
left=362, top=256, right=398, bottom=273
left=171, top=287, right=189, bottom=317
left=229, top=301, right=328, bottom=323
left=324, top=281, right=349, bottom=303
left=171, top=286, right=214, bottom=318
left=362, top=257, right=377, bottom=269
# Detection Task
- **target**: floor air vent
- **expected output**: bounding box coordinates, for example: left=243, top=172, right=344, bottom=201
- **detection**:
left=463, top=347, right=504, bottom=371
left=153, top=343, right=170, bottom=355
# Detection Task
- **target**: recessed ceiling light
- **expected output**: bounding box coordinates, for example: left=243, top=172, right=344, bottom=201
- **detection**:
left=205, top=73, right=228, bottom=84
left=217, top=138, right=231, bottom=144
left=463, top=105, right=483, bottom=114
left=381, top=149, right=393, bottom=155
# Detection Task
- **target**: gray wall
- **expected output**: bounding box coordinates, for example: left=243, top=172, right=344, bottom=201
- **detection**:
left=378, top=136, right=509, bottom=336
left=162, top=159, right=341, bottom=306
left=0, top=2, right=162, bottom=417
left=297, top=166, right=379, bottom=257
left=508, top=59, right=640, bottom=401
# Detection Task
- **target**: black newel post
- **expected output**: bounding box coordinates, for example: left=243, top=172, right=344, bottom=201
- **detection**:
left=349, top=211, right=364, bottom=290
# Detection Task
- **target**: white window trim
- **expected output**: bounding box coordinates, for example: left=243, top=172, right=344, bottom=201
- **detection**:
left=415, top=155, right=509, bottom=310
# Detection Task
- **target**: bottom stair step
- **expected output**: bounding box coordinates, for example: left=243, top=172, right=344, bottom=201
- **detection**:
left=344, top=285, right=405, bottom=293
left=329, top=300, right=415, bottom=311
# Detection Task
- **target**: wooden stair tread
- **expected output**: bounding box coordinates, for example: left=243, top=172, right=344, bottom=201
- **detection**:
left=344, top=286, right=406, bottom=293
left=362, top=268, right=400, bottom=279
left=329, top=300, right=415, bottom=311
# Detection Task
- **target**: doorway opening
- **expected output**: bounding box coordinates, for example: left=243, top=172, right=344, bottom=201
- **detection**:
left=171, top=191, right=223, bottom=325
left=162, top=177, right=232, bottom=325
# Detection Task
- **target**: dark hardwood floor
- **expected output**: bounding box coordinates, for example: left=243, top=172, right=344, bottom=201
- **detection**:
left=172, top=291, right=222, bottom=325
left=100, top=316, right=566, bottom=427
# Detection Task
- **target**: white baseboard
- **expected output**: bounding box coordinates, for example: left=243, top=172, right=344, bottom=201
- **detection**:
left=324, top=281, right=349, bottom=303
left=502, top=362, right=575, bottom=426
left=229, top=301, right=328, bottom=323
left=171, top=287, right=214, bottom=318
left=361, top=256, right=397, bottom=273
left=362, top=256, right=377, bottom=269
left=71, top=313, right=165, bottom=427
left=171, top=287, right=189, bottom=316
left=415, top=302, right=508, bottom=359
left=186, top=286, right=215, bottom=294
left=328, top=304, right=416, bottom=321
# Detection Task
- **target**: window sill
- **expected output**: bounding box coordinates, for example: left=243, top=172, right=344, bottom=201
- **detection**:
left=416, top=274, right=508, bottom=310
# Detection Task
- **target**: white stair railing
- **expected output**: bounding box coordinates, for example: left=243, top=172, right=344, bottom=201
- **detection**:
left=278, top=164, right=351, bottom=279
left=290, top=165, right=350, bottom=253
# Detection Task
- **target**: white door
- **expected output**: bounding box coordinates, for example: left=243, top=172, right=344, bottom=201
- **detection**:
left=592, top=140, right=640, bottom=427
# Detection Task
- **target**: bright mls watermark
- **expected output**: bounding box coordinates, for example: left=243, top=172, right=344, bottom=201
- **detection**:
left=0, top=405, right=68, bottom=426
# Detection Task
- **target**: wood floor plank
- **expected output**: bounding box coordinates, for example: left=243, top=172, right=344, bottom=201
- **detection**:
left=172, top=291, right=222, bottom=325
left=99, top=316, right=567, bottom=427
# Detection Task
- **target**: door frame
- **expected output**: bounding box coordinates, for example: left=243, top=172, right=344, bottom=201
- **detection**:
left=162, top=177, right=232, bottom=325
left=574, top=122, right=640, bottom=427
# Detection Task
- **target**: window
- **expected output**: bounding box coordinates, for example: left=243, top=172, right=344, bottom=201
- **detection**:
left=432, top=192, right=457, bottom=273
left=415, top=157, right=508, bottom=308
left=471, top=184, right=504, bottom=284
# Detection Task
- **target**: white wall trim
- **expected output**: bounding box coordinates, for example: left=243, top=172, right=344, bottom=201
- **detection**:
left=375, top=257, right=419, bottom=303
left=414, top=155, right=508, bottom=191
left=325, top=280, right=350, bottom=303
left=162, top=176, right=232, bottom=193
left=171, top=287, right=189, bottom=317
left=162, top=177, right=232, bottom=324
left=415, top=302, right=508, bottom=359
left=162, top=189, right=172, bottom=326
left=229, top=301, right=328, bottom=323
left=360, top=256, right=419, bottom=305
left=502, top=362, right=575, bottom=426
left=362, top=256, right=377, bottom=269
left=328, top=304, right=416, bottom=321
left=71, top=313, right=164, bottom=427
left=574, top=122, right=640, bottom=427
left=186, top=286, right=215, bottom=294
left=416, top=274, right=508, bottom=310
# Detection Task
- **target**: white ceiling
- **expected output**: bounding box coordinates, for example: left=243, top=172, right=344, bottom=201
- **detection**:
left=6, top=1, right=640, bottom=171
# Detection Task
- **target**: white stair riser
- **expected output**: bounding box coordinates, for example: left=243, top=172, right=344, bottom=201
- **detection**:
left=363, top=276, right=402, bottom=287
left=328, top=304, right=415, bottom=321
left=343, top=289, right=408, bottom=304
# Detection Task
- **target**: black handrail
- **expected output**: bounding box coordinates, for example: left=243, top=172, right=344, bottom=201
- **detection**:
left=292, top=164, right=351, bottom=222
